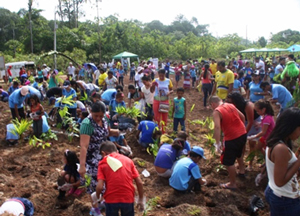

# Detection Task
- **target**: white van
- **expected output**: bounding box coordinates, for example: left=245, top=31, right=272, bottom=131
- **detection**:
left=0, top=61, right=35, bottom=78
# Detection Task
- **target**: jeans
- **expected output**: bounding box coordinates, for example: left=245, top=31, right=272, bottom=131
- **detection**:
left=202, top=83, right=212, bottom=107
left=265, top=185, right=300, bottom=216
left=33, top=119, right=43, bottom=138
left=130, top=71, right=135, bottom=81
left=192, top=77, right=196, bottom=87
left=119, top=77, right=124, bottom=86
left=173, top=118, right=185, bottom=132
left=165, top=70, right=169, bottom=78
left=105, top=203, right=134, bottom=216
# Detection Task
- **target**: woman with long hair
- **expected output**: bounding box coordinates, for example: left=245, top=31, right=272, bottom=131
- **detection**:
left=201, top=64, right=213, bottom=109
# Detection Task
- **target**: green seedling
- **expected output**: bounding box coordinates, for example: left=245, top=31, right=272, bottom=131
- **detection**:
left=80, top=92, right=89, bottom=102
left=29, top=135, right=51, bottom=149
left=137, top=160, right=146, bottom=168
left=62, top=116, right=80, bottom=142
left=188, top=207, right=201, bottom=216
left=10, top=118, right=33, bottom=139
left=216, top=164, right=226, bottom=173
left=40, top=130, right=58, bottom=141
left=78, top=174, right=92, bottom=188
left=143, top=196, right=161, bottom=216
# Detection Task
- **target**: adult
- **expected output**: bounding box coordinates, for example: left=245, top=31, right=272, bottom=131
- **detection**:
left=37, top=67, right=44, bottom=83
left=255, top=57, right=265, bottom=80
left=242, top=61, right=253, bottom=90
left=201, top=64, right=213, bottom=109
left=154, top=139, right=184, bottom=178
left=141, top=76, right=154, bottom=117
left=111, top=64, right=118, bottom=77
left=260, top=82, right=293, bottom=111
left=86, top=64, right=94, bottom=82
left=67, top=62, right=76, bottom=79
left=46, top=87, right=63, bottom=98
left=151, top=69, right=173, bottom=133
left=0, top=89, right=9, bottom=102
left=148, top=60, right=156, bottom=80
left=238, top=56, right=243, bottom=70
left=42, top=64, right=49, bottom=81
left=62, top=80, right=77, bottom=118
left=95, top=141, right=144, bottom=215
left=101, top=88, right=118, bottom=106
left=98, top=68, right=108, bottom=88
left=164, top=59, right=170, bottom=78
left=8, top=81, right=19, bottom=95
left=104, top=71, right=118, bottom=90
left=123, top=60, right=128, bottom=75
left=9, top=86, right=29, bottom=120
left=93, top=66, right=101, bottom=86
left=78, top=64, right=85, bottom=80
left=210, top=96, right=247, bottom=190
left=143, top=64, right=150, bottom=77
left=209, top=59, right=217, bottom=78
left=246, top=70, right=264, bottom=103
left=79, top=102, right=119, bottom=209
left=211, top=61, right=234, bottom=100
left=135, top=67, right=144, bottom=89
left=48, top=69, right=58, bottom=88
left=136, top=115, right=159, bottom=148
left=227, top=92, right=261, bottom=171
left=265, top=108, right=300, bottom=215
left=274, top=57, right=285, bottom=76
left=7, top=65, right=12, bottom=83
left=169, top=146, right=206, bottom=192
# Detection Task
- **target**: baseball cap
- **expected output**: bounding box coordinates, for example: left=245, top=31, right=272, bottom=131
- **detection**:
left=191, top=65, right=195, bottom=69
left=253, top=70, right=260, bottom=76
left=144, top=64, right=148, bottom=68
left=63, top=80, right=70, bottom=87
left=42, top=64, right=47, bottom=67
left=234, top=73, right=238, bottom=78
left=191, top=146, right=206, bottom=159
left=20, top=86, right=29, bottom=96
left=49, top=97, right=56, bottom=105
left=137, top=66, right=144, bottom=73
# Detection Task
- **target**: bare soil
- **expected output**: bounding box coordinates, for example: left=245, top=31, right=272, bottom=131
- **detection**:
left=0, top=75, right=270, bottom=216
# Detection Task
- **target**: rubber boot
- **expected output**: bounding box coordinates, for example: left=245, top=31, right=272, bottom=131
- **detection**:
left=57, top=190, right=66, bottom=200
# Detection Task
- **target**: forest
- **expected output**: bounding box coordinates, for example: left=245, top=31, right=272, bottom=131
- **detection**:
left=1, top=1, right=300, bottom=70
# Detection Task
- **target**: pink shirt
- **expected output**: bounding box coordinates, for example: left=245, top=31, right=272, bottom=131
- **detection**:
left=261, top=115, right=275, bottom=139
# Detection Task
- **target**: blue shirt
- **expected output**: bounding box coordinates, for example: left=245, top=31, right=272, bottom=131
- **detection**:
left=271, top=84, right=293, bottom=109
left=1, top=90, right=9, bottom=98
left=164, top=62, right=170, bottom=70
left=138, top=120, right=158, bottom=144
left=109, top=99, right=126, bottom=115
left=233, top=79, right=242, bottom=89
left=190, top=69, right=196, bottom=78
left=79, top=68, right=85, bottom=77
left=112, top=68, right=118, bottom=77
left=8, top=86, right=19, bottom=95
left=243, top=67, right=253, bottom=78
left=62, top=88, right=77, bottom=108
left=118, top=69, right=124, bottom=77
left=174, top=97, right=185, bottom=118
left=249, top=81, right=263, bottom=102
left=32, top=82, right=39, bottom=90
left=169, top=157, right=202, bottom=191
left=101, top=89, right=117, bottom=102
left=109, top=135, right=125, bottom=147
left=154, top=144, right=179, bottom=169
left=8, top=89, right=26, bottom=108
left=26, top=86, right=42, bottom=100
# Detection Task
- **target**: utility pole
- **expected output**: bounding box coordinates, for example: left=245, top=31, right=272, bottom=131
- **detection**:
left=96, top=0, right=101, bottom=64
left=28, top=0, right=34, bottom=53
left=246, top=25, right=248, bottom=46
left=54, top=9, right=58, bottom=69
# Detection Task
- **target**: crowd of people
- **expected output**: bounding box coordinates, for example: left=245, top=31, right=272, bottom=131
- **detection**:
left=0, top=54, right=300, bottom=216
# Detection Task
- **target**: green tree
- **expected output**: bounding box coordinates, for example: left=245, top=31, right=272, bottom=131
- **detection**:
left=258, top=36, right=267, bottom=47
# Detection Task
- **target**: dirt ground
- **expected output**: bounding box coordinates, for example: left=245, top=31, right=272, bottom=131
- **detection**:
left=0, top=74, right=270, bottom=216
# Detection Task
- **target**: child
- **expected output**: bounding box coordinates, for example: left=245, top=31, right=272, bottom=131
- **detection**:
left=169, top=146, right=206, bottom=193
left=109, top=91, right=126, bottom=126
left=8, top=81, right=19, bottom=95
left=248, top=99, right=275, bottom=186
left=130, top=63, right=136, bottom=82
left=190, top=65, right=196, bottom=88
left=0, top=197, right=34, bottom=216
left=172, top=88, right=186, bottom=132
left=58, top=150, right=81, bottom=199
left=174, top=63, right=181, bottom=89
left=109, top=133, right=132, bottom=157
left=32, top=77, right=39, bottom=90
left=77, top=111, right=89, bottom=125
left=118, top=66, right=124, bottom=86
left=6, top=123, right=19, bottom=145
left=127, top=84, right=142, bottom=108
left=233, top=73, right=242, bottom=93
left=29, top=94, right=44, bottom=138
left=39, top=81, right=48, bottom=100
left=141, top=76, right=154, bottom=118
left=183, top=67, right=191, bottom=90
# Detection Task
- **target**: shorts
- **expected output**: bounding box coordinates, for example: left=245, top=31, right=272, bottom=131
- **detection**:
left=221, top=133, right=247, bottom=166
left=175, top=75, right=181, bottom=82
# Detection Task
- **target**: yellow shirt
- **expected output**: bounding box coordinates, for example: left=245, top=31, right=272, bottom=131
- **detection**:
left=98, top=72, right=108, bottom=86
left=210, top=63, right=217, bottom=75
left=215, top=70, right=234, bottom=99
left=116, top=62, right=121, bottom=69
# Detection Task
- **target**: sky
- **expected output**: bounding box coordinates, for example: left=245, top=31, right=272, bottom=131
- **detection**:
left=2, top=0, right=300, bottom=41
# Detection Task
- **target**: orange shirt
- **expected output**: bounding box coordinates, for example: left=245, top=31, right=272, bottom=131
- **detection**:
left=215, top=103, right=246, bottom=141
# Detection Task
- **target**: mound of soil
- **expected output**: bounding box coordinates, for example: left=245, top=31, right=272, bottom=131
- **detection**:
left=0, top=75, right=270, bottom=216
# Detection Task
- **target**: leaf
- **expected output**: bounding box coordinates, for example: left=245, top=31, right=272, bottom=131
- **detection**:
left=190, top=104, right=195, bottom=112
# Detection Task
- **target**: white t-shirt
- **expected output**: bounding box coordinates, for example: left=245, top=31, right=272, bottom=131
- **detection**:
left=86, top=83, right=99, bottom=91
left=275, top=64, right=284, bottom=75
left=135, top=73, right=144, bottom=88
left=77, top=80, right=88, bottom=90
left=105, top=76, right=118, bottom=89
left=94, top=70, right=100, bottom=80
left=256, top=60, right=265, bottom=72
left=76, top=100, right=86, bottom=110
left=141, top=85, right=154, bottom=104
left=43, top=68, right=48, bottom=76
left=0, top=200, right=25, bottom=215
left=67, top=66, right=76, bottom=77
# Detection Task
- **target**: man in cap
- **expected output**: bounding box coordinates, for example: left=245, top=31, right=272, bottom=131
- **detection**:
left=9, top=86, right=29, bottom=120
left=169, top=146, right=207, bottom=193
left=135, top=67, right=144, bottom=88
left=42, top=64, right=49, bottom=81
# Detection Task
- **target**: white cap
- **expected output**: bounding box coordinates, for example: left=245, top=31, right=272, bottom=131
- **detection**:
left=20, top=86, right=29, bottom=96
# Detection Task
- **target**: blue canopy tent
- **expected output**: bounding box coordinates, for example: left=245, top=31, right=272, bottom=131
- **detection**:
left=287, top=45, right=300, bottom=52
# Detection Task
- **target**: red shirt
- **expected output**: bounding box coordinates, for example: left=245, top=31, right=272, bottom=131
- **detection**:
left=215, top=103, right=246, bottom=141
left=7, top=68, right=12, bottom=77
left=19, top=69, right=25, bottom=76
left=97, top=152, right=139, bottom=203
